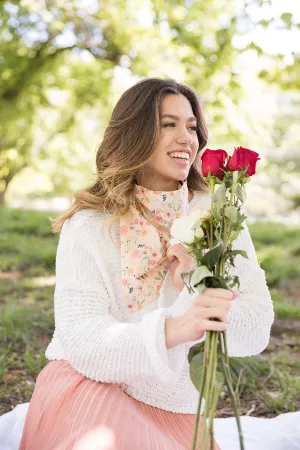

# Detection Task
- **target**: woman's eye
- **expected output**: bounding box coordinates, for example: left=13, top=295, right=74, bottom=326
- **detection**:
left=162, top=123, right=198, bottom=131
left=162, top=122, right=198, bottom=131
left=162, top=123, right=175, bottom=128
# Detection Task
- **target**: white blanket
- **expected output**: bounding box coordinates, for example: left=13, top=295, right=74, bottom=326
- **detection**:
left=0, top=403, right=299, bottom=450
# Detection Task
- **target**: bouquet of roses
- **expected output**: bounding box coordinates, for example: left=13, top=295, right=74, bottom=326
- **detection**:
left=170, top=146, right=260, bottom=450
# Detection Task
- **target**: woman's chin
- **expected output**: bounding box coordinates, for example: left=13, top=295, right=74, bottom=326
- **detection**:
left=167, top=168, right=189, bottom=181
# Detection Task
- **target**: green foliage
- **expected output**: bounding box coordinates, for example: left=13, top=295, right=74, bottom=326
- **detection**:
left=0, top=0, right=243, bottom=202
left=236, top=350, right=300, bottom=416
left=1, top=302, right=54, bottom=346
left=0, top=206, right=58, bottom=272
left=189, top=351, right=205, bottom=392
left=190, top=265, right=213, bottom=287
left=270, top=289, right=300, bottom=320
left=0, top=205, right=54, bottom=236
left=1, top=0, right=299, bottom=208
left=212, top=183, right=227, bottom=207
left=248, top=221, right=300, bottom=319
left=188, top=341, right=205, bottom=364
left=0, top=231, right=57, bottom=272
left=202, top=241, right=223, bottom=270
left=248, top=222, right=300, bottom=286
left=0, top=206, right=57, bottom=414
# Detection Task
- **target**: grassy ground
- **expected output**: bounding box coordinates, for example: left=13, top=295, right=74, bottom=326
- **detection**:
left=1, top=206, right=300, bottom=417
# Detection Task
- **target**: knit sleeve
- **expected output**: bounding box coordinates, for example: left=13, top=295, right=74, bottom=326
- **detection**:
left=53, top=213, right=185, bottom=385
left=161, top=223, right=274, bottom=356
left=226, top=223, right=274, bottom=356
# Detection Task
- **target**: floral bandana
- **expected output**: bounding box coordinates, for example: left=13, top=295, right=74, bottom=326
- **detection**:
left=120, top=181, right=189, bottom=312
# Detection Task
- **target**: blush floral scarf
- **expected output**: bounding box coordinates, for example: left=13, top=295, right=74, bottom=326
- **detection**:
left=120, top=181, right=189, bottom=312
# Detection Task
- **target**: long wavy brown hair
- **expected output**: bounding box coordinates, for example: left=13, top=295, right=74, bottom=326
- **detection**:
left=52, top=78, right=209, bottom=237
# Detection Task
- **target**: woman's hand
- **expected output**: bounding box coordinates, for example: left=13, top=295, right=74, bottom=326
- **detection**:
left=166, top=241, right=196, bottom=292
left=165, top=288, right=238, bottom=349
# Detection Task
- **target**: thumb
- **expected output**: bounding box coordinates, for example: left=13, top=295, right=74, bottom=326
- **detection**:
left=167, top=254, right=177, bottom=263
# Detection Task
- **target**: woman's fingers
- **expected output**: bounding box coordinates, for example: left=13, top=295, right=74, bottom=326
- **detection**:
left=198, top=296, right=233, bottom=311
left=196, top=319, right=227, bottom=332
left=166, top=244, right=190, bottom=262
left=202, top=288, right=237, bottom=300
left=200, top=307, right=228, bottom=323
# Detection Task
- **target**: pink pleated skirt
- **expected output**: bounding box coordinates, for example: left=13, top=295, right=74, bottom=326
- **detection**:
left=20, top=360, right=221, bottom=450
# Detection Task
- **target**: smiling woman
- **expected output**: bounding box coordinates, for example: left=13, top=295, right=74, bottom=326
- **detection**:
left=15, top=78, right=274, bottom=450
left=138, top=96, right=201, bottom=191
left=52, top=78, right=209, bottom=234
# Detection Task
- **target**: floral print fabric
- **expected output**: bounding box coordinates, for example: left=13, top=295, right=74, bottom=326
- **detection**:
left=120, top=181, right=189, bottom=312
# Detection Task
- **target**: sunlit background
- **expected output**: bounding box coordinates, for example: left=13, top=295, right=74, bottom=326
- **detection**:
left=0, top=0, right=299, bottom=223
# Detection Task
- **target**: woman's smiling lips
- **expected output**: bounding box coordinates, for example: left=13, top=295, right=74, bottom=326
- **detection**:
left=168, top=155, right=189, bottom=166
left=168, top=149, right=191, bottom=166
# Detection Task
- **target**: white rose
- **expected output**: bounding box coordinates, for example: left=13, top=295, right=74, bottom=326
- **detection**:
left=195, top=227, right=204, bottom=239
left=170, top=211, right=202, bottom=245
left=200, top=209, right=212, bottom=221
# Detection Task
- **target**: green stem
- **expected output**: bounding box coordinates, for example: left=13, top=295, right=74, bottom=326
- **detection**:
left=191, top=361, right=207, bottom=450
left=230, top=174, right=238, bottom=206
left=210, top=178, right=216, bottom=249
left=230, top=185, right=235, bottom=205
left=224, top=180, right=236, bottom=251
left=193, top=330, right=210, bottom=450
left=222, top=331, right=230, bottom=367
left=216, top=255, right=225, bottom=279
left=222, top=218, right=228, bottom=251
left=207, top=334, right=219, bottom=449
left=205, top=228, right=212, bottom=250
left=219, top=334, right=244, bottom=450
left=234, top=368, right=243, bottom=415
left=210, top=177, right=216, bottom=205
left=208, top=384, right=223, bottom=450
left=219, top=213, right=224, bottom=243
left=200, top=331, right=218, bottom=449
left=210, top=222, right=213, bottom=249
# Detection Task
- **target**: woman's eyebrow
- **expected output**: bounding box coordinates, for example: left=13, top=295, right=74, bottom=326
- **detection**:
left=161, top=114, right=197, bottom=122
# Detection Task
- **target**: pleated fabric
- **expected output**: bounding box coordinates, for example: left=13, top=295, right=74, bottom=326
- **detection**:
left=19, top=361, right=221, bottom=450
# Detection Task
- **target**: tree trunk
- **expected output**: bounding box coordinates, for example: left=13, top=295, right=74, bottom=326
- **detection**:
left=0, top=171, right=19, bottom=205
left=0, top=163, right=29, bottom=205
left=0, top=189, right=5, bottom=205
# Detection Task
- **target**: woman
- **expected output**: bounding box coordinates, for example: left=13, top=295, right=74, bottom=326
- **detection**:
left=19, top=78, right=274, bottom=449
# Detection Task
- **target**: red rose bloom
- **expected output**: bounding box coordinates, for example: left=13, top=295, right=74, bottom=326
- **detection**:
left=201, top=149, right=228, bottom=180
left=228, top=146, right=260, bottom=176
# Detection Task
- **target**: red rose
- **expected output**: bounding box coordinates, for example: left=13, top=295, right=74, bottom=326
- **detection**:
left=228, top=146, right=260, bottom=176
left=201, top=149, right=228, bottom=180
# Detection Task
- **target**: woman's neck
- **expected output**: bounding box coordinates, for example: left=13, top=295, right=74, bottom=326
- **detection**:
left=135, top=176, right=179, bottom=192
left=188, top=190, right=194, bottom=204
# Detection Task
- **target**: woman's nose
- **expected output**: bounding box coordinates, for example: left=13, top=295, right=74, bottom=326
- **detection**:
left=176, top=127, right=193, bottom=145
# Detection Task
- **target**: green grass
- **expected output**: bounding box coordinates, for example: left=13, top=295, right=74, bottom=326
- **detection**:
left=0, top=207, right=300, bottom=417
left=250, top=222, right=300, bottom=287
left=249, top=221, right=300, bottom=319
left=270, top=288, right=300, bottom=319
left=0, top=206, right=55, bottom=237
left=0, top=206, right=58, bottom=414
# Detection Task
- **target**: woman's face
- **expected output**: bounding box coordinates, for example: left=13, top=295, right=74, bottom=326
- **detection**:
left=137, top=94, right=199, bottom=191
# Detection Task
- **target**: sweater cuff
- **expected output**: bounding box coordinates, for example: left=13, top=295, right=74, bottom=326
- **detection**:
left=167, top=287, right=207, bottom=349
left=140, top=308, right=186, bottom=384
left=168, top=285, right=198, bottom=317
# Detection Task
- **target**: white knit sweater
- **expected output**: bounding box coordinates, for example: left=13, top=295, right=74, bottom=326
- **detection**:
left=46, top=191, right=274, bottom=414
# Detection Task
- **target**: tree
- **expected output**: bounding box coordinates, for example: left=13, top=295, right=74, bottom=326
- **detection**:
left=1, top=0, right=244, bottom=203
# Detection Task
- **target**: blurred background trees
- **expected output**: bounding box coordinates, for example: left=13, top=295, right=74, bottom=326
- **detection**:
left=0, top=0, right=299, bottom=220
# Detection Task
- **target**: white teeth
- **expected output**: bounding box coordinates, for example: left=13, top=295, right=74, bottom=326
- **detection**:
left=169, top=152, right=189, bottom=160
